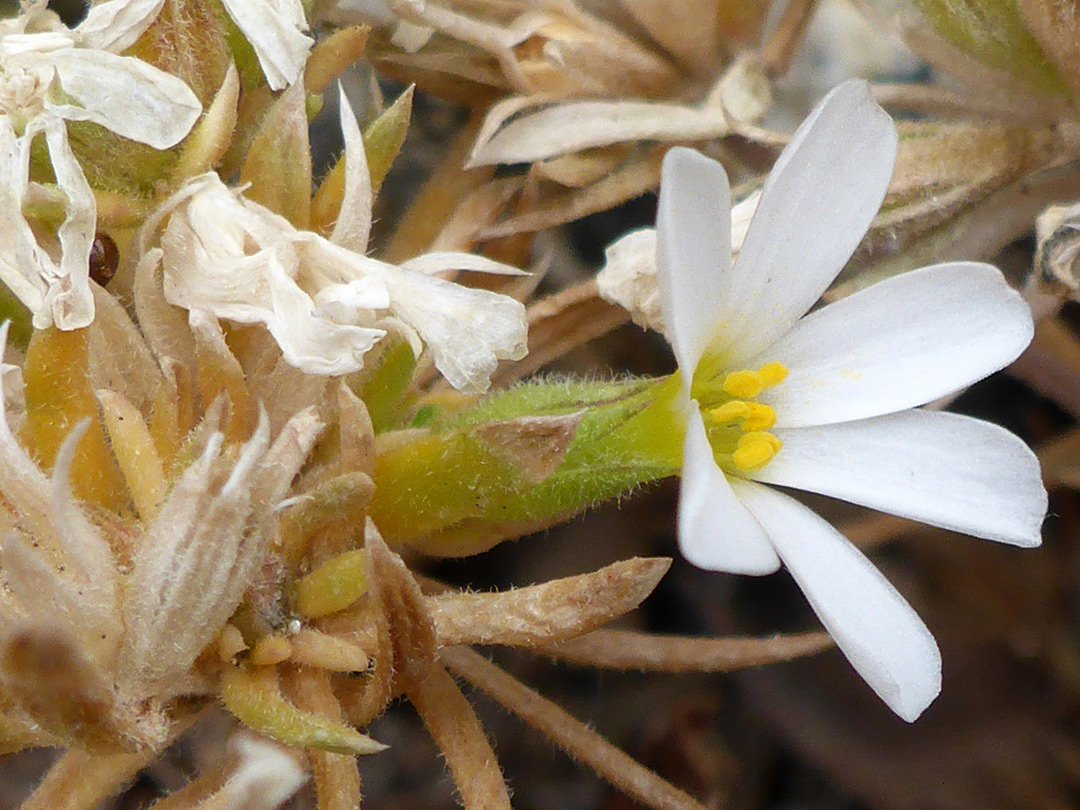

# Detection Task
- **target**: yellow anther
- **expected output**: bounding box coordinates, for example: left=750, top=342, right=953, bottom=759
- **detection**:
left=732, top=432, right=782, bottom=471
left=742, top=403, right=776, bottom=431
left=709, top=401, right=751, bottom=423
left=757, top=361, right=788, bottom=388
left=722, top=370, right=763, bottom=398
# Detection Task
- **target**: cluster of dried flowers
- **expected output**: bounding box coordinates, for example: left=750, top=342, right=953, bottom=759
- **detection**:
left=0, top=0, right=1067, bottom=808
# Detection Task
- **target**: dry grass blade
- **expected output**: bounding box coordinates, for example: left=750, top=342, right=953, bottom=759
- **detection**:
left=406, top=663, right=513, bottom=810
left=491, top=280, right=630, bottom=385
left=542, top=629, right=833, bottom=672
left=429, top=557, right=671, bottom=647
left=441, top=646, right=709, bottom=810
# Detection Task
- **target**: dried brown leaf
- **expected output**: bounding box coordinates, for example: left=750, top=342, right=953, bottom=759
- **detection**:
left=1, top=629, right=153, bottom=752
left=467, top=100, right=727, bottom=167
left=1017, top=0, right=1080, bottom=98
left=429, top=557, right=670, bottom=648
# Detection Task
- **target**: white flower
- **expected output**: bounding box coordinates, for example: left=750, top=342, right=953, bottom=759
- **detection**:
left=156, top=87, right=527, bottom=394
left=651, top=81, right=1047, bottom=721
left=0, top=0, right=201, bottom=330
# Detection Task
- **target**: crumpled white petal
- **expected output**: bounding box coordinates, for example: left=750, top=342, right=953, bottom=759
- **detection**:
left=755, top=409, right=1047, bottom=547
left=733, top=478, right=942, bottom=722
left=74, top=0, right=165, bottom=54
left=757, top=262, right=1035, bottom=427
left=157, top=171, right=527, bottom=390
left=47, top=47, right=201, bottom=149
left=160, top=183, right=385, bottom=376
left=679, top=407, right=779, bottom=574
left=220, top=0, right=313, bottom=90
left=39, top=117, right=95, bottom=329
left=656, top=147, right=731, bottom=387
left=351, top=249, right=528, bottom=394
left=0, top=116, right=95, bottom=329
left=721, top=80, right=897, bottom=366
left=399, top=252, right=529, bottom=277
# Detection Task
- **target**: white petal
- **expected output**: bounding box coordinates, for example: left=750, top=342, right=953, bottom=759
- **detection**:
left=0, top=118, right=50, bottom=321
left=261, top=253, right=386, bottom=375
left=758, top=262, right=1035, bottom=427
left=330, top=84, right=372, bottom=254
left=220, top=0, right=313, bottom=90
left=721, top=80, right=897, bottom=365
left=375, top=260, right=528, bottom=393
left=733, top=478, right=941, bottom=722
left=656, top=147, right=730, bottom=384
left=40, top=117, right=94, bottom=329
left=295, top=234, right=526, bottom=391
left=678, top=407, right=779, bottom=574
left=756, top=409, right=1047, bottom=547
left=47, top=48, right=201, bottom=149
left=75, top=0, right=164, bottom=53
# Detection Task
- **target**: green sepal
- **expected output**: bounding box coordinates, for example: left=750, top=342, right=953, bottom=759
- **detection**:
left=371, top=375, right=685, bottom=556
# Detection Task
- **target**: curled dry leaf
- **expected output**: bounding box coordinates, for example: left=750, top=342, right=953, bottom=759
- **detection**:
left=428, top=557, right=671, bottom=647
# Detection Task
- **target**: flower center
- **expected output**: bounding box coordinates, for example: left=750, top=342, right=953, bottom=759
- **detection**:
left=0, top=61, right=50, bottom=121
left=693, top=361, right=787, bottom=474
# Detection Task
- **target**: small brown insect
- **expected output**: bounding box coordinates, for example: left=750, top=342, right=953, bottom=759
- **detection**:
left=88, top=233, right=119, bottom=286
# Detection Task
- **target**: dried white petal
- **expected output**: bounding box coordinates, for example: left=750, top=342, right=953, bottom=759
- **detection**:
left=74, top=0, right=165, bottom=54
left=220, top=0, right=313, bottom=90
left=468, top=100, right=728, bottom=167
